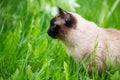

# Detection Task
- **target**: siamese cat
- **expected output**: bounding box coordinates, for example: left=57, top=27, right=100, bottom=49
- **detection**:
left=47, top=7, right=120, bottom=73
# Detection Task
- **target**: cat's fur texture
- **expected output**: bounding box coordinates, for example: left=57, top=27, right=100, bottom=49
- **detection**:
left=47, top=7, right=120, bottom=73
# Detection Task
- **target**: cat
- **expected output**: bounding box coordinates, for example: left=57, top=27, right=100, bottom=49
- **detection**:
left=47, top=7, right=120, bottom=74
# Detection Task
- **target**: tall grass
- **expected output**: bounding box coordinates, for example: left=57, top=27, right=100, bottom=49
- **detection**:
left=0, top=0, right=120, bottom=80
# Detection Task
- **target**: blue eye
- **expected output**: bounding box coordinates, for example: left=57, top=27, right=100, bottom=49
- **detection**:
left=54, top=24, right=59, bottom=28
left=54, top=24, right=57, bottom=27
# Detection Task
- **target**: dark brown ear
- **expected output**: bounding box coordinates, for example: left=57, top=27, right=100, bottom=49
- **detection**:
left=57, top=7, right=69, bottom=18
left=57, top=7, right=76, bottom=27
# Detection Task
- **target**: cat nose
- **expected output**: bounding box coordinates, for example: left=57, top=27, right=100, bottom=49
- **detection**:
left=47, top=27, right=57, bottom=39
left=47, top=26, right=56, bottom=33
left=47, top=27, right=54, bottom=35
left=47, top=28, right=54, bottom=37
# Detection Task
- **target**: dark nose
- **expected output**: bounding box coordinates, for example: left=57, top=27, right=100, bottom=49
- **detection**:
left=47, top=28, right=57, bottom=39
left=47, top=27, right=54, bottom=36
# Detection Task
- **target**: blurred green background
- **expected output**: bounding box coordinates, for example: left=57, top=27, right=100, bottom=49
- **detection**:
left=0, top=0, right=120, bottom=80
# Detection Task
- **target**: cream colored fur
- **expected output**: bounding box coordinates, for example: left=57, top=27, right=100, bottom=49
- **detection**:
left=63, top=12, right=120, bottom=70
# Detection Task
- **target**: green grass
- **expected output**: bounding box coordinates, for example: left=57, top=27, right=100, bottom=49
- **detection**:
left=0, top=0, right=120, bottom=80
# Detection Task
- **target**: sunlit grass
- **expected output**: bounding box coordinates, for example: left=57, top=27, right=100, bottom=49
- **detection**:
left=0, top=0, right=120, bottom=80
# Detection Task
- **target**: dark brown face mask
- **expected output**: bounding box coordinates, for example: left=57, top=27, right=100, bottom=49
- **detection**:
left=47, top=7, right=76, bottom=39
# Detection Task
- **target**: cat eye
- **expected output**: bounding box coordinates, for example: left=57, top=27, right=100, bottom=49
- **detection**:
left=54, top=24, right=59, bottom=28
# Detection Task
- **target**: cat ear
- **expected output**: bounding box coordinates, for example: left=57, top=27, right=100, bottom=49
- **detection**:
left=57, top=7, right=75, bottom=27
left=57, top=7, right=69, bottom=18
